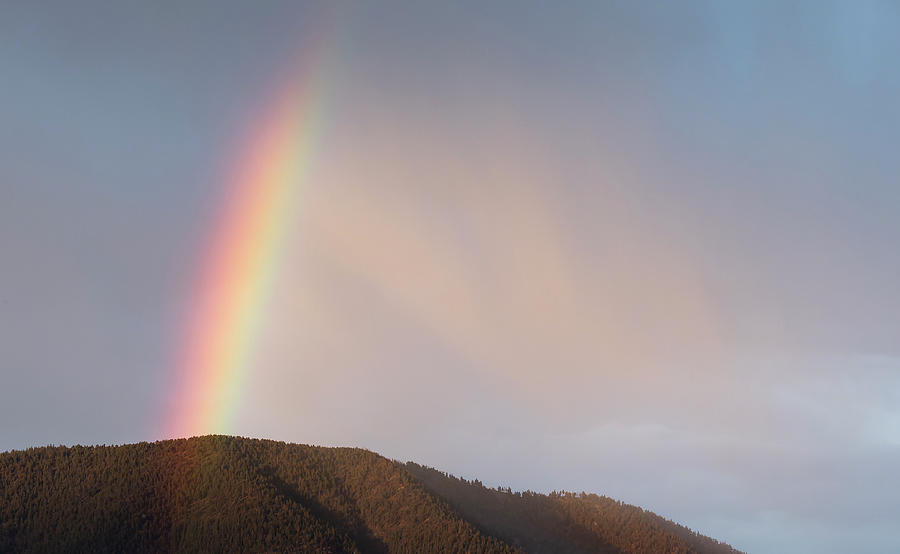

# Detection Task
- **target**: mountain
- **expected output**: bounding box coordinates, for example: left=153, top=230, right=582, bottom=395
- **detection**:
left=0, top=435, right=743, bottom=553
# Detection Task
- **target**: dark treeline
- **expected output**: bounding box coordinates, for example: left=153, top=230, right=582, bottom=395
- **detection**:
left=0, top=436, right=742, bottom=553
left=405, top=463, right=743, bottom=554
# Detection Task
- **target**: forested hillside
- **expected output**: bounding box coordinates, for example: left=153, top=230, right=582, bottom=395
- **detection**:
left=406, top=463, right=742, bottom=554
left=0, top=436, right=742, bottom=553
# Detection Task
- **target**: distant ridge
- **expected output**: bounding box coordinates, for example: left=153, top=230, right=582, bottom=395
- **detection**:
left=0, top=435, right=743, bottom=553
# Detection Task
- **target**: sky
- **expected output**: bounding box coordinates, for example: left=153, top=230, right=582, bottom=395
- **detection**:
left=2, top=2, right=900, bottom=552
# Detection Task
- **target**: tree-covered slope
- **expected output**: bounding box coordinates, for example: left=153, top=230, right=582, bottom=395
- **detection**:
left=0, top=436, right=741, bottom=553
left=405, top=463, right=743, bottom=554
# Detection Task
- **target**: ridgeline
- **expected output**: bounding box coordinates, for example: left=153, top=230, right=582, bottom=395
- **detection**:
left=0, top=435, right=742, bottom=553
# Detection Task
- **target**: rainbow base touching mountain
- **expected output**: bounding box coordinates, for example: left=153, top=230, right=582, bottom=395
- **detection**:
left=0, top=436, right=742, bottom=553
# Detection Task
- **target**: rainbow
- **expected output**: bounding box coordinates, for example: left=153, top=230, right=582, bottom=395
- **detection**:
left=164, top=33, right=331, bottom=439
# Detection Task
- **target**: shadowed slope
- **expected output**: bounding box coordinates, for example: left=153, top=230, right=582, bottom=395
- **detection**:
left=405, top=463, right=744, bottom=554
